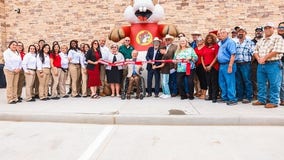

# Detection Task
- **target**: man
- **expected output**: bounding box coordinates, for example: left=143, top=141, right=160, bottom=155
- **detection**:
left=146, top=37, right=163, bottom=97
left=126, top=50, right=142, bottom=99
left=190, top=31, right=201, bottom=49
left=235, top=27, right=255, bottom=103
left=119, top=37, right=134, bottom=89
left=252, top=22, right=284, bottom=108
left=164, top=34, right=178, bottom=97
left=278, top=22, right=284, bottom=105
left=251, top=26, right=264, bottom=99
left=99, top=37, right=110, bottom=97
left=217, top=28, right=238, bottom=105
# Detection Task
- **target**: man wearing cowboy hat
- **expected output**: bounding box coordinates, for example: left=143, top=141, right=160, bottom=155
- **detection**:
left=146, top=37, right=163, bottom=97
left=164, top=34, right=178, bottom=97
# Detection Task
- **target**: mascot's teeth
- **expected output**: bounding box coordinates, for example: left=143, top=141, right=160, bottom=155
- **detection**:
left=143, top=7, right=147, bottom=12
left=139, top=7, right=143, bottom=12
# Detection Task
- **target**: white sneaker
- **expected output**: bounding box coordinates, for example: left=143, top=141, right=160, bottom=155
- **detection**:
left=159, top=94, right=165, bottom=98
left=162, top=95, right=171, bottom=99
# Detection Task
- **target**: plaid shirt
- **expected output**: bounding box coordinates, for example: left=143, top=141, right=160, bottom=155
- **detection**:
left=235, top=38, right=255, bottom=62
left=254, top=34, right=284, bottom=61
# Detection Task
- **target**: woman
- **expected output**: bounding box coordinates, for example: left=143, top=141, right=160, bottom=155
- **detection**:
left=86, top=40, right=102, bottom=98
left=80, top=44, right=90, bottom=97
left=201, top=34, right=219, bottom=103
left=36, top=44, right=51, bottom=100
left=50, top=44, right=61, bottom=99
left=68, top=40, right=82, bottom=97
left=22, top=45, right=37, bottom=102
left=194, top=38, right=207, bottom=99
left=59, top=45, right=69, bottom=98
left=17, top=42, right=25, bottom=101
left=32, top=43, right=40, bottom=99
left=3, top=41, right=22, bottom=104
left=174, top=37, right=198, bottom=100
left=105, top=43, right=125, bottom=97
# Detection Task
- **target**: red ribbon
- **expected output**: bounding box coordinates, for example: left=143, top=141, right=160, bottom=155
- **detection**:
left=98, top=59, right=190, bottom=67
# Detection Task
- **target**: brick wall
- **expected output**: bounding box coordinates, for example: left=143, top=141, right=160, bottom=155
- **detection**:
left=0, top=0, right=5, bottom=52
left=1, top=0, right=284, bottom=51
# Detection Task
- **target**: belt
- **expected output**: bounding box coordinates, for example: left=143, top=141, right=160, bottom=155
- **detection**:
left=27, top=68, right=36, bottom=71
left=265, top=60, right=280, bottom=64
left=236, top=61, right=251, bottom=65
left=71, top=63, right=80, bottom=65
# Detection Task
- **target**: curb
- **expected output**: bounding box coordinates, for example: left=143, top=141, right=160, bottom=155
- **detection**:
left=0, top=112, right=284, bottom=126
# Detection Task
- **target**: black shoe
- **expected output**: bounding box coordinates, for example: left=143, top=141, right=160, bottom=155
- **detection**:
left=188, top=96, right=194, bottom=100
left=27, top=99, right=35, bottom=102
left=9, top=101, right=17, bottom=104
left=181, top=96, right=187, bottom=100
left=147, top=94, right=152, bottom=97
left=33, top=95, right=39, bottom=99
left=62, top=95, right=69, bottom=98
left=227, top=101, right=238, bottom=106
left=171, top=94, right=177, bottom=97
left=51, top=97, right=60, bottom=100
left=40, top=98, right=47, bottom=101
left=212, top=99, right=217, bottom=103
left=82, top=95, right=88, bottom=98
left=154, top=94, right=159, bottom=98
left=46, top=97, right=50, bottom=100
left=17, top=99, right=22, bottom=103
left=74, top=94, right=81, bottom=98
left=18, top=97, right=23, bottom=100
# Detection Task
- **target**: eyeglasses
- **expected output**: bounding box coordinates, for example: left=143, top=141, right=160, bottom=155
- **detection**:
left=125, top=40, right=130, bottom=42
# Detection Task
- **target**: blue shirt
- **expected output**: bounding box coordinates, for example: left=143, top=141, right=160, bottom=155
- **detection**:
left=217, top=38, right=236, bottom=63
left=235, top=38, right=255, bottom=62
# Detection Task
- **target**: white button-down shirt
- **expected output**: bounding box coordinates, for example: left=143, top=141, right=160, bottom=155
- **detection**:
left=59, top=52, right=69, bottom=69
left=37, top=53, right=51, bottom=70
left=3, top=48, right=22, bottom=71
left=68, top=49, right=81, bottom=64
left=22, top=52, right=37, bottom=72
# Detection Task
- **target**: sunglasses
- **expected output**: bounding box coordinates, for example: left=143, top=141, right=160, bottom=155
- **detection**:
left=125, top=40, right=130, bottom=42
left=278, top=26, right=284, bottom=30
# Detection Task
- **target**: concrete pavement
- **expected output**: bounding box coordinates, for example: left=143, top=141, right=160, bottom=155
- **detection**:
left=1, top=88, right=284, bottom=125
left=1, top=122, right=284, bottom=160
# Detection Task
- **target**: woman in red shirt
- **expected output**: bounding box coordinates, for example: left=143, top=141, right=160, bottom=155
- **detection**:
left=201, top=34, right=219, bottom=103
left=50, top=44, right=62, bottom=99
left=194, top=38, right=207, bottom=99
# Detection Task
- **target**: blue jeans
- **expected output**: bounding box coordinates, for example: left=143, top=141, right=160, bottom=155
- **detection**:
left=257, top=61, right=282, bottom=105
left=147, top=69, right=160, bottom=95
left=219, top=63, right=237, bottom=102
left=236, top=63, right=253, bottom=101
left=169, top=71, right=177, bottom=95
left=280, top=65, right=284, bottom=101
left=161, top=74, right=170, bottom=95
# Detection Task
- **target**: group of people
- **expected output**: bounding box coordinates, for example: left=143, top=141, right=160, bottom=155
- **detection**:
left=1, top=21, right=284, bottom=108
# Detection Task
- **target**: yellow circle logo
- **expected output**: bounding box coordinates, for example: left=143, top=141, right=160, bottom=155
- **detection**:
left=136, top=30, right=153, bottom=46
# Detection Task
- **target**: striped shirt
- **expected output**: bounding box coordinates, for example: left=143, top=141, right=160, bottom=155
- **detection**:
left=235, top=38, right=255, bottom=62
left=254, top=34, right=284, bottom=61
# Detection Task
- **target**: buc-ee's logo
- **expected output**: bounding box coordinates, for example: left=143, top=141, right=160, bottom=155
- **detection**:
left=136, top=30, right=153, bottom=46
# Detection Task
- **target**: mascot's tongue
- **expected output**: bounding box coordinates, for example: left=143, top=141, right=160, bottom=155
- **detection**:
left=138, top=16, right=147, bottom=21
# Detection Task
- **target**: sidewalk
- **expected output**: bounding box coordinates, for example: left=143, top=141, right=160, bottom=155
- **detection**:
left=1, top=88, right=284, bottom=125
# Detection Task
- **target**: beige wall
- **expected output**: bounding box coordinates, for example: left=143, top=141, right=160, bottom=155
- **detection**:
left=2, top=0, right=284, bottom=51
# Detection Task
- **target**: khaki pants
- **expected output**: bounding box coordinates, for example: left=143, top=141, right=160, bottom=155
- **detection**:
left=24, top=70, right=36, bottom=101
left=51, top=68, right=62, bottom=97
left=33, top=74, right=39, bottom=97
left=37, top=68, right=50, bottom=99
left=17, top=69, right=25, bottom=98
left=69, top=64, right=81, bottom=96
left=59, top=69, right=68, bottom=97
left=81, top=68, right=88, bottom=96
left=99, top=65, right=106, bottom=92
left=4, top=69, right=19, bottom=103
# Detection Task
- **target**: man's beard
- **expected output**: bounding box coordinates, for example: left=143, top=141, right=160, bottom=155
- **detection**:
left=256, top=34, right=263, bottom=39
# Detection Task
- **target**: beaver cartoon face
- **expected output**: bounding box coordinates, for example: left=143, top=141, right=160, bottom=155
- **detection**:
left=124, top=0, right=164, bottom=23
